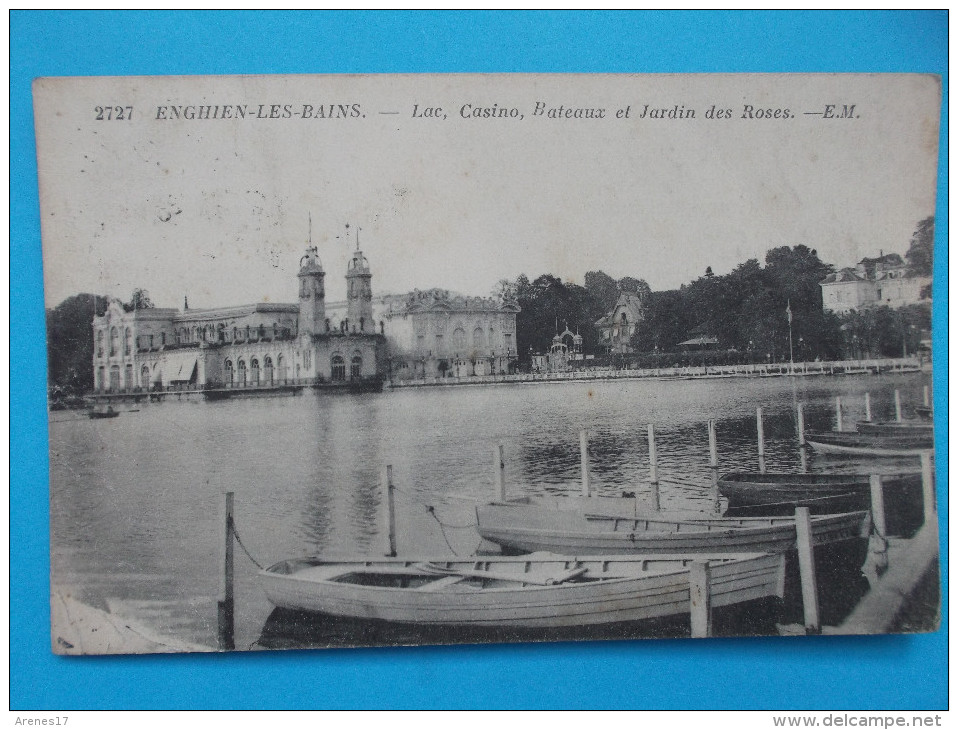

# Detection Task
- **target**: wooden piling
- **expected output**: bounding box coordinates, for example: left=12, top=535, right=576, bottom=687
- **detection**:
left=869, top=475, right=887, bottom=538
left=217, top=491, right=235, bottom=651
left=580, top=430, right=591, bottom=498
left=794, top=507, right=820, bottom=635
left=707, top=419, right=718, bottom=469
left=796, top=403, right=806, bottom=446
left=689, top=561, right=712, bottom=638
left=382, top=465, right=397, bottom=557
left=923, top=385, right=930, bottom=407
left=835, top=396, right=843, bottom=432
left=492, top=444, right=506, bottom=501
left=864, top=392, right=872, bottom=422
left=894, top=390, right=902, bottom=422
left=647, top=424, right=660, bottom=511
left=756, top=407, right=766, bottom=474
left=920, top=451, right=935, bottom=525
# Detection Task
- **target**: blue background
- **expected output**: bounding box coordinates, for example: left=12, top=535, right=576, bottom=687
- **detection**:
left=10, top=11, right=948, bottom=710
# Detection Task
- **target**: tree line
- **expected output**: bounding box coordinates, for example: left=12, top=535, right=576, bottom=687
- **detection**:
left=497, top=217, right=933, bottom=368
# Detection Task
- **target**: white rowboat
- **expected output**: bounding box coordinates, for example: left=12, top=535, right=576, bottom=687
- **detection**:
left=259, top=552, right=786, bottom=628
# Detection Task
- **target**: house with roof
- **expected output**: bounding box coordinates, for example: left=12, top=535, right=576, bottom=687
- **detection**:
left=820, top=253, right=931, bottom=315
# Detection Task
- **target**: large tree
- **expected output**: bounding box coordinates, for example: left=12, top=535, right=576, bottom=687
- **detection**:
left=905, top=216, right=934, bottom=276
left=46, top=293, right=109, bottom=396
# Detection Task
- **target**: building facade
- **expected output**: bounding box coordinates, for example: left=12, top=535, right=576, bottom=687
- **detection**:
left=820, top=253, right=932, bottom=315
left=92, top=246, right=386, bottom=393
left=595, top=290, right=644, bottom=354
left=374, top=289, right=521, bottom=379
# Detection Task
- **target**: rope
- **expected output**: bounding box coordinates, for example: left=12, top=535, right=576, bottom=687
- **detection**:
left=229, top=516, right=264, bottom=570
left=426, top=508, right=482, bottom=557
left=383, top=482, right=483, bottom=556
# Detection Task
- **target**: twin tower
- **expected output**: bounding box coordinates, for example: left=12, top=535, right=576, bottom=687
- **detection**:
left=297, top=240, right=374, bottom=337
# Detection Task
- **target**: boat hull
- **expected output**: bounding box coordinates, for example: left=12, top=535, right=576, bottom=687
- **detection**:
left=805, top=431, right=933, bottom=457
left=719, top=471, right=923, bottom=520
left=476, top=503, right=870, bottom=556
left=259, top=553, right=785, bottom=629
left=855, top=421, right=934, bottom=437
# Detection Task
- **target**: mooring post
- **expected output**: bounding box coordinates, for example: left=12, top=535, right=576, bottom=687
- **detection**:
left=689, top=561, right=712, bottom=639
left=708, top=419, right=718, bottom=469
left=864, top=392, right=872, bottom=422
left=796, top=403, right=806, bottom=446
left=756, top=407, right=766, bottom=474
left=794, top=507, right=820, bottom=635
left=923, top=385, right=930, bottom=407
left=647, top=423, right=660, bottom=511
left=920, top=451, right=935, bottom=526
left=217, top=491, right=235, bottom=651
left=580, top=430, right=591, bottom=498
left=492, top=444, right=506, bottom=501
left=869, top=474, right=887, bottom=538
left=894, top=390, right=902, bottom=422
left=382, top=465, right=397, bottom=557
left=835, top=396, right=843, bottom=432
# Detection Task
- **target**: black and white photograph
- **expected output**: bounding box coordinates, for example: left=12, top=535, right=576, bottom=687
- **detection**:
left=35, top=73, right=941, bottom=655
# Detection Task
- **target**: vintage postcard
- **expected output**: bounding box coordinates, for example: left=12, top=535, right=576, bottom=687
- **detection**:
left=34, top=74, right=941, bottom=654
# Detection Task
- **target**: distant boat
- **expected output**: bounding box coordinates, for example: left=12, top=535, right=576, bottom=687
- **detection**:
left=804, top=430, right=932, bottom=457
left=475, top=500, right=870, bottom=556
left=855, top=421, right=934, bottom=437
left=88, top=406, right=119, bottom=419
left=914, top=406, right=933, bottom=422
left=259, top=552, right=786, bottom=629
left=718, top=471, right=922, bottom=518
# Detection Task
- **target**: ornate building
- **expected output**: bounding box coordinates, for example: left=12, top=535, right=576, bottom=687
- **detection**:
left=92, top=243, right=387, bottom=395
left=595, top=290, right=644, bottom=354
left=375, top=289, right=521, bottom=379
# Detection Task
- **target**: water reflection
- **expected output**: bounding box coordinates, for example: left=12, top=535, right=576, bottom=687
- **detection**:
left=48, top=372, right=934, bottom=649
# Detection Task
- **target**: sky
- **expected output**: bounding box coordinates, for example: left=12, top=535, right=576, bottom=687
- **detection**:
left=34, top=73, right=941, bottom=310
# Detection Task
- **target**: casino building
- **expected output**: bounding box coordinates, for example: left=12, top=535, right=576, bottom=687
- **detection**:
left=92, top=244, right=387, bottom=395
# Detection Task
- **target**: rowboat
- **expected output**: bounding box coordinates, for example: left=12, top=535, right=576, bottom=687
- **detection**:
left=88, top=406, right=119, bottom=419
left=718, top=471, right=922, bottom=518
left=855, top=421, right=934, bottom=437
left=804, top=430, right=932, bottom=456
left=475, top=500, right=870, bottom=556
left=259, top=551, right=786, bottom=628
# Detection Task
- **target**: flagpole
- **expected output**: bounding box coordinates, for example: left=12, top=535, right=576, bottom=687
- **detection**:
left=787, top=299, right=794, bottom=374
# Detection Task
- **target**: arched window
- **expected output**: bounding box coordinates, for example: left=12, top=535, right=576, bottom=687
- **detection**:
left=331, top=355, right=346, bottom=381
left=141, top=365, right=150, bottom=390
left=124, top=327, right=132, bottom=356
left=110, top=327, right=118, bottom=356
left=109, top=364, right=120, bottom=392
left=277, top=354, right=286, bottom=382
left=218, top=324, right=226, bottom=343
left=97, top=330, right=104, bottom=358
left=96, top=366, right=105, bottom=392
left=233, top=327, right=239, bottom=342
left=473, top=327, right=485, bottom=350
left=264, top=356, right=274, bottom=384
left=250, top=358, right=260, bottom=384
left=125, top=364, right=133, bottom=390
left=237, top=359, right=247, bottom=385
left=453, top=328, right=466, bottom=351
left=224, top=359, right=234, bottom=384
left=351, top=354, right=363, bottom=379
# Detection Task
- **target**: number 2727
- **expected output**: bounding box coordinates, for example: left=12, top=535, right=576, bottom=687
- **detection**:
left=94, top=106, right=133, bottom=120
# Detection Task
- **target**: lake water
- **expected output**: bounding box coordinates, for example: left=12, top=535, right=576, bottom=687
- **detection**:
left=48, top=372, right=932, bottom=650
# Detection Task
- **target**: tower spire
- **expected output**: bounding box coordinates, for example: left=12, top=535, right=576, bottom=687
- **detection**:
left=308, top=213, right=312, bottom=245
